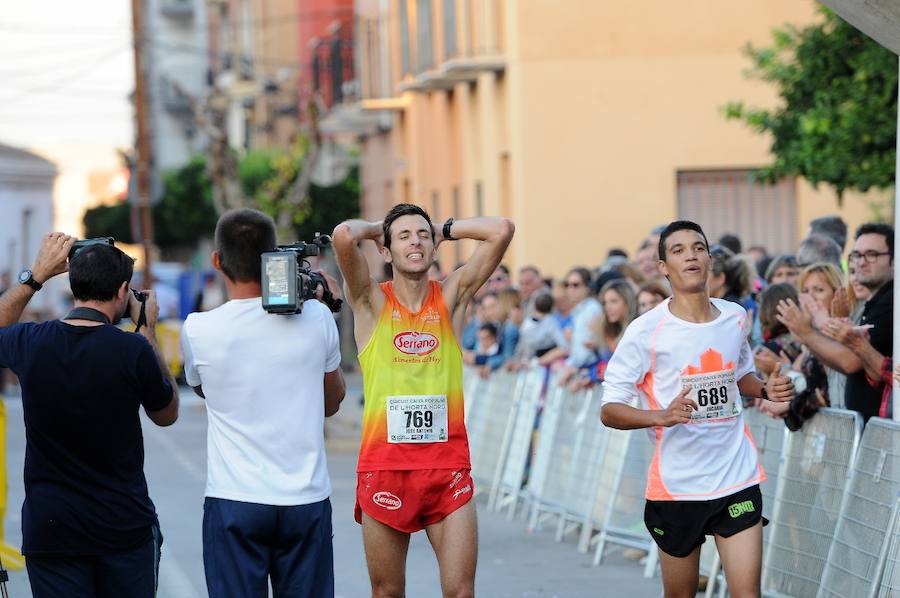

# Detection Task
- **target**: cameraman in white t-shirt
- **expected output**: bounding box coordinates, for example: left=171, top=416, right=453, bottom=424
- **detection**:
left=181, top=208, right=345, bottom=598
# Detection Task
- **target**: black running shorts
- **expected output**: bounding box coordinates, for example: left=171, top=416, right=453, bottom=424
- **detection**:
left=644, top=484, right=766, bottom=558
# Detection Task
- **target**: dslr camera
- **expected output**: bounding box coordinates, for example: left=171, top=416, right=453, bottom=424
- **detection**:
left=69, top=236, right=115, bottom=259
left=261, top=234, right=342, bottom=314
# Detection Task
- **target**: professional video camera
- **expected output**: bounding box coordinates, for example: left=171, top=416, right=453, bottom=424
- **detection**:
left=261, top=234, right=342, bottom=314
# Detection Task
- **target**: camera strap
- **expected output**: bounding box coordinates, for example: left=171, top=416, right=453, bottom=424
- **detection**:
left=134, top=301, right=147, bottom=333
left=63, top=307, right=111, bottom=325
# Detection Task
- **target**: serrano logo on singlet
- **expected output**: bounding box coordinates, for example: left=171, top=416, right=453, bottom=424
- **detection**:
left=393, top=331, right=439, bottom=355
left=373, top=491, right=402, bottom=510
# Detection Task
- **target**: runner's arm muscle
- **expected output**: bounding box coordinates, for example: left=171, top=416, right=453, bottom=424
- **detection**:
left=332, top=220, right=383, bottom=310
left=601, top=403, right=665, bottom=429
left=441, top=217, right=515, bottom=311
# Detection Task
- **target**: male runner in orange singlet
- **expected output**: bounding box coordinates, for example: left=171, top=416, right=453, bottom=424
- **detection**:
left=333, top=204, right=514, bottom=597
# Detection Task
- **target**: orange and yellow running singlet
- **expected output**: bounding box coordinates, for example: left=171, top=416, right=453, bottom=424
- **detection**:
left=357, top=281, right=471, bottom=472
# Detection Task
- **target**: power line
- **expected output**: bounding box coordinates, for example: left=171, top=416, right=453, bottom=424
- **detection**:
left=0, top=44, right=131, bottom=79
left=0, top=87, right=130, bottom=101
left=0, top=38, right=129, bottom=61
left=0, top=44, right=130, bottom=103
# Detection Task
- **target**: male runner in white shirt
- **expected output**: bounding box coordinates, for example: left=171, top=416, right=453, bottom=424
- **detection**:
left=601, top=220, right=794, bottom=598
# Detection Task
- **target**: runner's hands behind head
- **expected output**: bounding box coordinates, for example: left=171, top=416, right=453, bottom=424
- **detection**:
left=657, top=386, right=698, bottom=427
left=32, top=233, right=75, bottom=283
left=129, top=289, right=159, bottom=330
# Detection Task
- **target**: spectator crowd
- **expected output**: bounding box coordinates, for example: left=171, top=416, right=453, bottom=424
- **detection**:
left=452, top=214, right=896, bottom=429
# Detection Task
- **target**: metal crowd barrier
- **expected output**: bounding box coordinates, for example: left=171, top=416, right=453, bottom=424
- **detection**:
left=526, top=382, right=583, bottom=529
left=467, top=370, right=520, bottom=492
left=556, top=388, right=607, bottom=544
left=590, top=428, right=657, bottom=577
left=463, top=369, right=900, bottom=595
left=876, top=497, right=900, bottom=597
left=762, top=408, right=863, bottom=598
left=488, top=368, right=546, bottom=518
left=818, top=417, right=900, bottom=598
left=705, top=406, right=790, bottom=598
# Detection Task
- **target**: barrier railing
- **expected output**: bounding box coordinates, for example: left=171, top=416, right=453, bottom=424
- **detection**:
left=526, top=382, right=583, bottom=529
left=488, top=368, right=545, bottom=517
left=818, top=417, right=900, bottom=598
left=762, top=408, right=863, bottom=598
left=556, top=388, right=607, bottom=545
left=468, top=370, right=521, bottom=492
left=705, top=405, right=789, bottom=597
left=590, top=428, right=657, bottom=577
left=875, top=497, right=900, bottom=598
left=464, top=368, right=900, bottom=597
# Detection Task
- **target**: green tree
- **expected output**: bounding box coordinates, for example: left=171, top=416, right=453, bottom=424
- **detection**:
left=154, top=156, right=218, bottom=247
left=724, top=7, right=897, bottom=202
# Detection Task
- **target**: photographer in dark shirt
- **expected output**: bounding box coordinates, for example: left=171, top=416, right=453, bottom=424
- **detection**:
left=0, top=233, right=178, bottom=597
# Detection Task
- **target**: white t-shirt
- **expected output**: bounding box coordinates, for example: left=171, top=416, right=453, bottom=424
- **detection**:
left=181, top=297, right=341, bottom=506
left=566, top=297, right=602, bottom=368
left=601, top=297, right=764, bottom=501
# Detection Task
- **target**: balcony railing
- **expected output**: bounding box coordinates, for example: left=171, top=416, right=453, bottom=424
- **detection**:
left=313, top=36, right=356, bottom=109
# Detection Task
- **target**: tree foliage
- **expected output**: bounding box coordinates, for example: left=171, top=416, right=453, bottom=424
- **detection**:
left=83, top=151, right=359, bottom=247
left=724, top=7, right=898, bottom=201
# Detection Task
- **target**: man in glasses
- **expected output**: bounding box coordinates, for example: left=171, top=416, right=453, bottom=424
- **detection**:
left=777, top=223, right=893, bottom=422
left=844, top=223, right=894, bottom=419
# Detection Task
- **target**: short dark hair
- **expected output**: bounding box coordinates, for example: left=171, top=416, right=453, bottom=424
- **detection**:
left=479, top=322, right=498, bottom=337
left=607, top=248, right=629, bottom=259
left=565, top=266, right=592, bottom=287
left=215, top=208, right=277, bottom=283
left=856, top=222, right=894, bottom=255
left=717, top=234, right=742, bottom=255
left=69, top=244, right=135, bottom=302
left=534, top=292, right=554, bottom=314
left=658, top=220, right=709, bottom=261
left=383, top=203, right=434, bottom=249
left=810, top=215, right=848, bottom=251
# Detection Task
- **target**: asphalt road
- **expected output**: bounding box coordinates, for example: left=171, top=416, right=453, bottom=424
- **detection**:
left=0, top=386, right=664, bottom=597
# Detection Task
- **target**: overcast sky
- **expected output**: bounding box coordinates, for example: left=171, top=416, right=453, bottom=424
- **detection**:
left=0, top=2, right=134, bottom=151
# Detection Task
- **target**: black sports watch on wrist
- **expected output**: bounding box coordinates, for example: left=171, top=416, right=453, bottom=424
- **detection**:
left=18, top=269, right=42, bottom=292
left=442, top=218, right=455, bottom=241
left=760, top=385, right=769, bottom=401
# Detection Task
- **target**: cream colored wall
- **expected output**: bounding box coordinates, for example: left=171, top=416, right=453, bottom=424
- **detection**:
left=360, top=0, right=878, bottom=281
left=505, top=0, right=874, bottom=277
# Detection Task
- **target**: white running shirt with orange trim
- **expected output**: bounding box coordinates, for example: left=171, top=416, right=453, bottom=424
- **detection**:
left=601, top=297, right=765, bottom=501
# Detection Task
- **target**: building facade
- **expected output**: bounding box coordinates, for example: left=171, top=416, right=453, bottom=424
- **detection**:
left=0, top=144, right=58, bottom=315
left=145, top=0, right=209, bottom=173
left=353, top=0, right=876, bottom=277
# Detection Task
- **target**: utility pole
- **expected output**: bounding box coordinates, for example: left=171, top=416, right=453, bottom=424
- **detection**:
left=131, top=0, right=154, bottom=278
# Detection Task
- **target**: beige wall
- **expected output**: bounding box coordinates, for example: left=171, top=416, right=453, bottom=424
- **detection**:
left=360, top=0, right=879, bottom=280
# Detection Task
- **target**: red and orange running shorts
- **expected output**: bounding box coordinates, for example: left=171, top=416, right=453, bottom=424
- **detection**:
left=355, top=468, right=474, bottom=533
